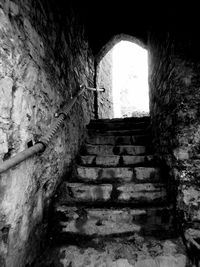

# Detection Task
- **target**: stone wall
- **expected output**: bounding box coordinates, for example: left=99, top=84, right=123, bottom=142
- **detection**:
left=96, top=49, right=114, bottom=119
left=149, top=27, right=200, bottom=261
left=0, top=0, right=95, bottom=266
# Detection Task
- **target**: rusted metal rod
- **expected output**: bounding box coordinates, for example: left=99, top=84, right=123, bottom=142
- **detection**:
left=79, top=83, right=105, bottom=92
left=86, top=86, right=105, bottom=92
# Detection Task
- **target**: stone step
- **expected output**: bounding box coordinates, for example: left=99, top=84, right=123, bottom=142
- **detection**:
left=87, top=121, right=149, bottom=131
left=86, top=134, right=151, bottom=145
left=88, top=128, right=150, bottom=136
left=55, top=205, right=174, bottom=237
left=79, top=155, right=155, bottom=166
left=41, top=238, right=187, bottom=267
left=75, top=166, right=161, bottom=183
left=90, top=116, right=150, bottom=124
left=83, top=144, right=147, bottom=156
left=57, top=182, right=167, bottom=204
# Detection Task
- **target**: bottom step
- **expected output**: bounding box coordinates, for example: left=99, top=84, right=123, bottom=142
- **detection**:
left=35, top=236, right=188, bottom=267
left=55, top=205, right=174, bottom=237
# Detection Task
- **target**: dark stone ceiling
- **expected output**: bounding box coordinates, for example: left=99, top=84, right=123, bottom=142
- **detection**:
left=63, top=1, right=200, bottom=55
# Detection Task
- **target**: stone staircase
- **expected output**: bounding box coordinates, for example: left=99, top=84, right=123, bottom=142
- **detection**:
left=36, top=116, right=188, bottom=267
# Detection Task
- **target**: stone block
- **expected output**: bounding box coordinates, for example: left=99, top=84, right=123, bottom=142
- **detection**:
left=122, top=155, right=146, bottom=165
left=79, top=155, right=95, bottom=165
left=117, top=183, right=167, bottom=203
left=76, top=166, right=133, bottom=181
left=95, top=155, right=120, bottom=166
left=173, top=148, right=190, bottom=160
left=134, top=167, right=160, bottom=181
left=59, top=182, right=112, bottom=202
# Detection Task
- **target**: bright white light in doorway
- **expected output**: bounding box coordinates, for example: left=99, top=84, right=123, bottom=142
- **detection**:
left=112, top=41, right=149, bottom=118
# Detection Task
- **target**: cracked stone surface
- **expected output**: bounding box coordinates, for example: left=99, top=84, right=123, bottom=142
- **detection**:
left=56, top=205, right=173, bottom=236
left=35, top=236, right=188, bottom=267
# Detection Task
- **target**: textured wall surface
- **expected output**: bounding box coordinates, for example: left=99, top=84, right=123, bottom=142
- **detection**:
left=0, top=0, right=95, bottom=266
left=149, top=28, right=200, bottom=255
left=96, top=49, right=114, bottom=119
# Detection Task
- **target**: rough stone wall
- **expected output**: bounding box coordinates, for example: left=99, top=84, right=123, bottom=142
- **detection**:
left=148, top=31, right=177, bottom=156
left=149, top=28, right=200, bottom=260
left=0, top=0, right=95, bottom=266
left=96, top=49, right=114, bottom=119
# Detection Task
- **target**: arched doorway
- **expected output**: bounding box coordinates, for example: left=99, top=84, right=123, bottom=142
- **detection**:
left=96, top=35, right=149, bottom=119
left=113, top=41, right=149, bottom=118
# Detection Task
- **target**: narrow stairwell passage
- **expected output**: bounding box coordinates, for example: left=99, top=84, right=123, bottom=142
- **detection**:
left=36, top=117, right=188, bottom=267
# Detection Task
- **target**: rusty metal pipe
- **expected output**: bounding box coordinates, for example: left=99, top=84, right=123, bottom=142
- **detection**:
left=0, top=143, right=45, bottom=173
left=0, top=83, right=105, bottom=174
left=0, top=87, right=86, bottom=174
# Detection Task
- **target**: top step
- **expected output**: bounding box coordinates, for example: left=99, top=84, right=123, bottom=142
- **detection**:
left=88, top=117, right=150, bottom=131
left=90, top=116, right=150, bottom=124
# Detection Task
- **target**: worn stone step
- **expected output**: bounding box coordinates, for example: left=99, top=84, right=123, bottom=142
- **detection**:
left=86, top=134, right=151, bottom=145
left=55, top=205, right=174, bottom=236
left=41, top=238, right=187, bottom=267
left=79, top=155, right=155, bottom=166
left=57, top=182, right=167, bottom=204
left=75, top=166, right=160, bottom=182
left=83, top=144, right=147, bottom=156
